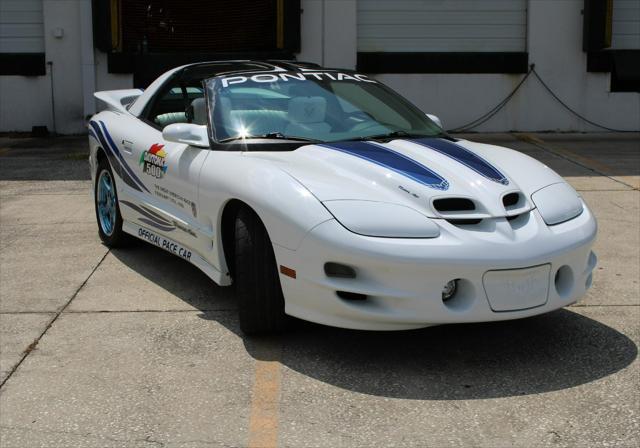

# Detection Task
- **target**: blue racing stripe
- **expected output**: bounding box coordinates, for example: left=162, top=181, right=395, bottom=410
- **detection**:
left=89, top=121, right=150, bottom=193
left=89, top=121, right=144, bottom=193
left=98, top=121, right=151, bottom=193
left=88, top=129, right=99, bottom=142
left=412, top=138, right=509, bottom=185
left=139, top=217, right=176, bottom=232
left=321, top=141, right=449, bottom=190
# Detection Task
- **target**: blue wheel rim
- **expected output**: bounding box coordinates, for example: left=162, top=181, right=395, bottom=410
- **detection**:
left=97, top=170, right=116, bottom=236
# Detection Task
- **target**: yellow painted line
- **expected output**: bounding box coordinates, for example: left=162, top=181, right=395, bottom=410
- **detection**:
left=247, top=340, right=283, bottom=448
left=515, top=133, right=617, bottom=175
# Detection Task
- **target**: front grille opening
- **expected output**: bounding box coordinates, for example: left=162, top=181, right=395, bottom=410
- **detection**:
left=336, top=291, right=368, bottom=301
left=446, top=218, right=482, bottom=225
left=502, top=192, right=522, bottom=209
left=324, top=262, right=356, bottom=279
left=506, top=214, right=520, bottom=222
left=433, top=198, right=475, bottom=212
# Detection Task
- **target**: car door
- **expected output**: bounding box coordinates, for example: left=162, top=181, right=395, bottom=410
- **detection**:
left=123, top=84, right=211, bottom=256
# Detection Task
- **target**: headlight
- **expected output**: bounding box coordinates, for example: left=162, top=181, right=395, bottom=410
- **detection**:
left=531, top=182, right=583, bottom=225
left=322, top=200, right=440, bottom=238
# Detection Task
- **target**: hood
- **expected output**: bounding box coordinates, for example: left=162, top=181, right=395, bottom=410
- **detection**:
left=244, top=138, right=564, bottom=219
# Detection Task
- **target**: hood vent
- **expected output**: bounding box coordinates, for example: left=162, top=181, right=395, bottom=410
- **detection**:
left=433, top=197, right=484, bottom=226
left=446, top=218, right=483, bottom=226
left=433, top=198, right=476, bottom=212
left=502, top=192, right=524, bottom=210
left=431, top=192, right=532, bottom=229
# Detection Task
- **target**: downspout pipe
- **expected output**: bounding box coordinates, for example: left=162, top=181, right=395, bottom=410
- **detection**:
left=79, top=0, right=96, bottom=121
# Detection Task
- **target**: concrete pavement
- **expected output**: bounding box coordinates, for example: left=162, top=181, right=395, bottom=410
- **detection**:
left=0, top=133, right=638, bottom=447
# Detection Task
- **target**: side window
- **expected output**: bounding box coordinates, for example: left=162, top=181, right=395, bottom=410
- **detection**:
left=147, top=85, right=204, bottom=129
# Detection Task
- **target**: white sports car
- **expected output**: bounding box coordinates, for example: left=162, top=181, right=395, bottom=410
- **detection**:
left=88, top=60, right=597, bottom=334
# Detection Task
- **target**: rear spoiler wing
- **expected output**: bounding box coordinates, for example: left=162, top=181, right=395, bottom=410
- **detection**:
left=94, top=89, right=143, bottom=114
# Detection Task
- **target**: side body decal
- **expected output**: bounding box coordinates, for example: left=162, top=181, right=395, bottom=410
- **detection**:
left=120, top=200, right=176, bottom=232
left=89, top=120, right=151, bottom=193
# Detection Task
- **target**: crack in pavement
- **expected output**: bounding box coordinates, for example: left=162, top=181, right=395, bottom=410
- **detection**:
left=63, top=309, right=236, bottom=314
left=2, top=305, right=635, bottom=316
left=0, top=250, right=110, bottom=390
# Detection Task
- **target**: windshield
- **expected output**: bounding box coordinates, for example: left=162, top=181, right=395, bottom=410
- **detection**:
left=204, top=71, right=444, bottom=144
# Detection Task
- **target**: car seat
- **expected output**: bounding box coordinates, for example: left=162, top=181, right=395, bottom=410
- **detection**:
left=285, top=96, right=330, bottom=138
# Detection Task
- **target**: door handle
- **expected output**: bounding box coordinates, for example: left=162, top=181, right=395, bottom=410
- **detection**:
left=121, top=139, right=134, bottom=154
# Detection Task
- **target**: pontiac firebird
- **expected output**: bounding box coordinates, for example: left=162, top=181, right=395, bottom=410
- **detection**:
left=88, top=60, right=597, bottom=334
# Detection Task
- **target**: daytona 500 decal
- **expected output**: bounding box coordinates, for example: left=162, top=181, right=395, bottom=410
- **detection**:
left=140, top=144, right=168, bottom=179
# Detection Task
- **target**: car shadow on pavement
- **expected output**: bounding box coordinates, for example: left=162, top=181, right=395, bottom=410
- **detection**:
left=0, top=137, right=91, bottom=181
left=244, top=311, right=638, bottom=400
left=112, top=242, right=638, bottom=401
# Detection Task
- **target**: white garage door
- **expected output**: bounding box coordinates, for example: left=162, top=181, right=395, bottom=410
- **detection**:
left=611, top=0, right=640, bottom=49
left=357, top=0, right=528, bottom=52
left=0, top=0, right=44, bottom=53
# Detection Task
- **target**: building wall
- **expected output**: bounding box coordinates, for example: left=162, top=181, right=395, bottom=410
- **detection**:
left=1, top=0, right=638, bottom=133
left=299, top=0, right=639, bottom=132
left=0, top=0, right=131, bottom=134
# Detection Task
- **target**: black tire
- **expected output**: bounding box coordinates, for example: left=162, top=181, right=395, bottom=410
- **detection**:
left=94, top=157, right=127, bottom=247
left=234, top=208, right=287, bottom=334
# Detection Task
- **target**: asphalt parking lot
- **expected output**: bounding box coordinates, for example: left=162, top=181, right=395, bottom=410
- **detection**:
left=0, top=132, right=638, bottom=447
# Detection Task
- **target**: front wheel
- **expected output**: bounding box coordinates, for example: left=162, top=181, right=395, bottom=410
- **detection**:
left=94, top=158, right=126, bottom=247
left=234, top=208, right=287, bottom=334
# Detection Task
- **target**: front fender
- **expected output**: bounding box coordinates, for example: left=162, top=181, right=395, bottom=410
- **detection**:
left=197, top=153, right=333, bottom=254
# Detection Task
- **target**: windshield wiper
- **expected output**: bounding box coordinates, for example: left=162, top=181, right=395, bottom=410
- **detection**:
left=341, top=130, right=454, bottom=143
left=345, top=130, right=426, bottom=142
left=219, top=132, right=321, bottom=144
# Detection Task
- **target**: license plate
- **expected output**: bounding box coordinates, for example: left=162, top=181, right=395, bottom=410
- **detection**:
left=483, top=264, right=551, bottom=312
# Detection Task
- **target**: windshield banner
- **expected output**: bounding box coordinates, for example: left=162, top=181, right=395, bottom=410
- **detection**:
left=219, top=72, right=378, bottom=88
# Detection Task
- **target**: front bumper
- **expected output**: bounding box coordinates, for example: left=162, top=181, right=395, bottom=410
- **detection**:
left=274, top=202, right=597, bottom=330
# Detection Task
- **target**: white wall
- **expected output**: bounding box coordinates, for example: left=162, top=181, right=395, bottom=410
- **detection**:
left=299, top=0, right=357, bottom=69
left=357, top=0, right=528, bottom=52
left=612, top=0, right=640, bottom=49
left=0, top=0, right=132, bottom=133
left=0, top=0, right=45, bottom=52
left=299, top=0, right=639, bottom=132
left=1, top=0, right=638, bottom=133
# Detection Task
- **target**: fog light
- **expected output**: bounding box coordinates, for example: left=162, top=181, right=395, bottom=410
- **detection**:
left=442, top=280, right=458, bottom=301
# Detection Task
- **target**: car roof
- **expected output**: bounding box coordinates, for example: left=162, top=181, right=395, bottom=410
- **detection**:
left=128, top=60, right=325, bottom=116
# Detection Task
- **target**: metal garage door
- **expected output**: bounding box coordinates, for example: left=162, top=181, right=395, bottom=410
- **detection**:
left=357, top=0, right=527, bottom=52
left=612, top=0, right=640, bottom=49
left=0, top=0, right=44, bottom=53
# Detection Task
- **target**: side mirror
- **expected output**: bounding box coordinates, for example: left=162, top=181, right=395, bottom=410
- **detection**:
left=162, top=123, right=209, bottom=148
left=426, top=114, right=443, bottom=129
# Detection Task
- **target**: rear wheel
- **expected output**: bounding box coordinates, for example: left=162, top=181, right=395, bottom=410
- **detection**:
left=95, top=158, right=126, bottom=247
left=234, top=208, right=287, bottom=334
